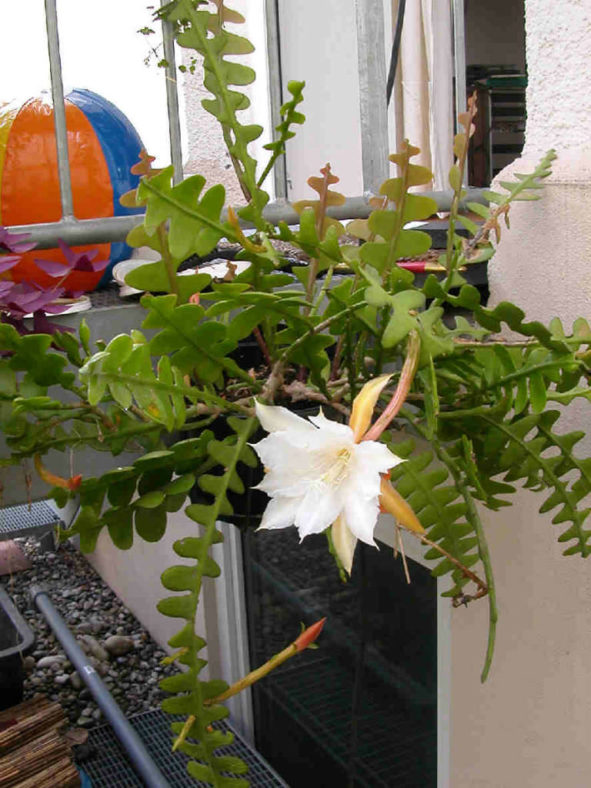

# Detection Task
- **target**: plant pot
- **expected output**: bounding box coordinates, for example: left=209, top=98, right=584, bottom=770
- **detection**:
left=0, top=586, right=35, bottom=710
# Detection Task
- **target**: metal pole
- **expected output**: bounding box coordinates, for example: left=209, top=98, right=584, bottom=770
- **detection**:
left=264, top=0, right=288, bottom=199
left=30, top=585, right=170, bottom=788
left=6, top=188, right=487, bottom=248
left=452, top=0, right=468, bottom=184
left=354, top=0, right=390, bottom=193
left=44, top=0, right=75, bottom=219
left=7, top=188, right=488, bottom=248
left=160, top=1, right=184, bottom=184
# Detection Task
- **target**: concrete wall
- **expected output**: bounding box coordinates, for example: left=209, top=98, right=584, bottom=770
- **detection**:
left=452, top=494, right=591, bottom=786
left=87, top=509, right=210, bottom=663
left=453, top=1, right=591, bottom=785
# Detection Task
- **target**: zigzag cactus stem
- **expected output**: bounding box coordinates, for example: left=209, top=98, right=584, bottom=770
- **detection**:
left=362, top=330, right=421, bottom=441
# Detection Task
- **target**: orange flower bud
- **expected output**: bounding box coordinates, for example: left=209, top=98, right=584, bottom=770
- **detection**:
left=294, top=617, right=327, bottom=652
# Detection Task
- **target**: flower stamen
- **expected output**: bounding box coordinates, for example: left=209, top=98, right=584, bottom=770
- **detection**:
left=321, top=447, right=352, bottom=487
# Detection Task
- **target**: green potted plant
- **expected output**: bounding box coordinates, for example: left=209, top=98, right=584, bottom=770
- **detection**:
left=2, top=1, right=591, bottom=784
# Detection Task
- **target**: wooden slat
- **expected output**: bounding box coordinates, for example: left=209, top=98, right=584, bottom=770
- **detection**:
left=0, top=729, right=70, bottom=785
left=0, top=697, right=80, bottom=787
left=16, top=757, right=81, bottom=788
left=0, top=697, right=65, bottom=756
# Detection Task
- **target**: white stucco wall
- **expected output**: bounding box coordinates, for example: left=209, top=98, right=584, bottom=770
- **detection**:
left=453, top=1, right=591, bottom=785
left=181, top=0, right=274, bottom=203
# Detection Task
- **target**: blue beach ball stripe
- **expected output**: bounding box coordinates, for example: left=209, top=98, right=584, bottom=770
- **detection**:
left=67, top=89, right=145, bottom=285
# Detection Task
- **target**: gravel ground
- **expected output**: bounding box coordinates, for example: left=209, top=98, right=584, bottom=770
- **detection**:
left=1, top=537, right=177, bottom=727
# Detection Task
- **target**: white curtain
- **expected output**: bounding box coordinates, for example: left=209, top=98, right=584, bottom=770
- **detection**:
left=391, top=0, right=454, bottom=190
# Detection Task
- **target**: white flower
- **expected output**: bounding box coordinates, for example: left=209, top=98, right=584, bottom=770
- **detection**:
left=252, top=400, right=400, bottom=560
left=252, top=376, right=425, bottom=575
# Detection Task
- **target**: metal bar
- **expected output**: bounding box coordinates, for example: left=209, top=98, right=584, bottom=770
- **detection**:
left=7, top=216, right=143, bottom=249
left=6, top=188, right=488, bottom=248
left=160, top=1, right=184, bottom=184
left=30, top=585, right=171, bottom=788
left=44, top=0, right=74, bottom=218
left=386, top=0, right=406, bottom=106
left=354, top=0, right=390, bottom=193
left=452, top=0, right=467, bottom=184
left=213, top=522, right=254, bottom=743
left=264, top=0, right=288, bottom=199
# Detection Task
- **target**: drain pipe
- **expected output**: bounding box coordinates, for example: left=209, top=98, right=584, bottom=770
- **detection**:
left=30, top=585, right=170, bottom=788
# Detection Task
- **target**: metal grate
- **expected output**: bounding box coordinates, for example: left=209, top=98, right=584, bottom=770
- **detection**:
left=83, top=709, right=288, bottom=787
left=259, top=656, right=437, bottom=787
left=0, top=501, right=62, bottom=540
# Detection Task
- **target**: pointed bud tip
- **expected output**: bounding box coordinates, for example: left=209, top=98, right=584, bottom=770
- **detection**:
left=295, top=617, right=327, bottom=652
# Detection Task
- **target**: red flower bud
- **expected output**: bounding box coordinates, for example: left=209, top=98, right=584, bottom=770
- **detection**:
left=294, top=617, right=326, bottom=652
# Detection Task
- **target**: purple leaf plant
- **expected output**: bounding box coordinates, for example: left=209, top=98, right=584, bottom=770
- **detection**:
left=1, top=229, right=105, bottom=336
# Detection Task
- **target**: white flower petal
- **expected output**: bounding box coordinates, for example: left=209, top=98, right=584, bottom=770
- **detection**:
left=256, top=471, right=316, bottom=498
left=255, top=400, right=316, bottom=434
left=345, top=464, right=382, bottom=499
left=295, top=485, right=343, bottom=538
left=343, top=491, right=380, bottom=546
left=258, top=496, right=300, bottom=530
left=251, top=434, right=309, bottom=470
left=331, top=515, right=357, bottom=575
left=354, top=440, right=404, bottom=473
left=308, top=409, right=355, bottom=440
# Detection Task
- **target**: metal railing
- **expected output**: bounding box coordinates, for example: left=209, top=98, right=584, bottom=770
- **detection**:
left=6, top=0, right=474, bottom=251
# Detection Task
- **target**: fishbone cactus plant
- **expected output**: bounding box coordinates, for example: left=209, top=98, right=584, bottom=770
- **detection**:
left=1, top=1, right=590, bottom=785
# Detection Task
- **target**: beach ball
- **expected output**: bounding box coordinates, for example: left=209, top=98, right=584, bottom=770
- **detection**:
left=0, top=89, right=145, bottom=292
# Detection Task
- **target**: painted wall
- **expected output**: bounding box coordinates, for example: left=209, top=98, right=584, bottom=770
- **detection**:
left=276, top=0, right=395, bottom=200
left=87, top=508, right=210, bottom=667
left=453, top=1, right=591, bottom=785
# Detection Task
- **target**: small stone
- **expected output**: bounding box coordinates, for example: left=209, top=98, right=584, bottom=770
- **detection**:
left=77, top=622, right=93, bottom=634
left=23, top=656, right=36, bottom=673
left=89, top=617, right=103, bottom=634
left=92, top=709, right=102, bottom=720
left=70, top=672, right=83, bottom=690
left=76, top=715, right=93, bottom=728
left=104, top=635, right=135, bottom=657
left=78, top=635, right=109, bottom=662
left=37, top=655, right=65, bottom=669
left=54, top=673, right=70, bottom=686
